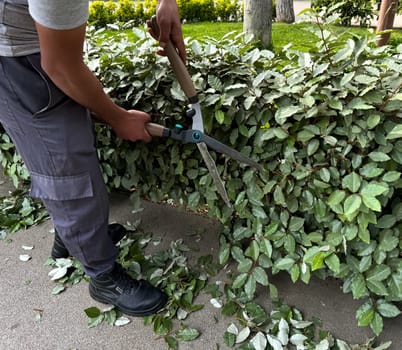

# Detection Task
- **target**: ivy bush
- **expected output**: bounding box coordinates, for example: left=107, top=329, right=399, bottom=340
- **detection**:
left=82, top=24, right=402, bottom=339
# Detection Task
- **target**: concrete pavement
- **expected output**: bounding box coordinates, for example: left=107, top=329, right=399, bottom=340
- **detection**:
left=0, top=171, right=401, bottom=349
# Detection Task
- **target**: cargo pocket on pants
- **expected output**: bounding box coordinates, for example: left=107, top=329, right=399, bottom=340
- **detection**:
left=29, top=171, right=93, bottom=200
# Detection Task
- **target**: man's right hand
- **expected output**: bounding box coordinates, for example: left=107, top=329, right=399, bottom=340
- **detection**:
left=110, top=109, right=152, bottom=142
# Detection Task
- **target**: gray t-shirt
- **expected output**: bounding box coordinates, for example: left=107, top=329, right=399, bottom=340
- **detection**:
left=0, top=0, right=89, bottom=56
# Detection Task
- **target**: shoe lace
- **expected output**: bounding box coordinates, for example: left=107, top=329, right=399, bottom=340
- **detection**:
left=112, top=264, right=139, bottom=292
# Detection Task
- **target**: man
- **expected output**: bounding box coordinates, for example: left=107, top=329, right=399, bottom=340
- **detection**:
left=0, top=0, right=186, bottom=316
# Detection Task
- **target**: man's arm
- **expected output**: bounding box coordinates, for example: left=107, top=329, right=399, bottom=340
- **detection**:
left=35, top=22, right=152, bottom=142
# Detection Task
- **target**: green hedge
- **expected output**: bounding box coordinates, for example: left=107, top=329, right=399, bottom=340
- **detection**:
left=88, top=0, right=242, bottom=28
left=82, top=26, right=402, bottom=337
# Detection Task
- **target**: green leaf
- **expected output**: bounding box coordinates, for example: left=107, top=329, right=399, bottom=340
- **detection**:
left=208, top=75, right=223, bottom=91
left=370, top=312, right=383, bottom=336
left=188, top=192, right=200, bottom=208
left=356, top=303, right=375, bottom=326
left=288, top=216, right=304, bottom=232
left=290, top=264, right=300, bottom=282
left=389, top=272, right=402, bottom=298
left=105, top=310, right=117, bottom=326
left=367, top=280, right=388, bottom=296
left=348, top=97, right=373, bottom=110
left=368, top=152, right=391, bottom=162
left=386, top=124, right=402, bottom=139
left=252, top=206, right=267, bottom=219
left=165, top=336, right=179, bottom=350
left=297, top=129, right=315, bottom=142
left=325, top=253, right=340, bottom=274
left=379, top=231, right=399, bottom=252
left=244, top=275, right=256, bottom=297
left=176, top=327, right=200, bottom=341
left=219, top=243, right=230, bottom=265
left=327, top=190, right=346, bottom=206
left=253, top=267, right=269, bottom=286
left=343, top=194, right=362, bottom=216
left=275, top=257, right=295, bottom=271
left=342, top=172, right=361, bottom=193
left=351, top=273, right=367, bottom=299
left=260, top=238, right=273, bottom=258
left=329, top=99, right=343, bottom=110
left=361, top=195, right=382, bottom=212
left=232, top=273, right=249, bottom=289
left=366, top=265, right=391, bottom=282
left=275, top=105, right=301, bottom=124
left=245, top=240, right=260, bottom=261
left=311, top=251, right=327, bottom=271
left=382, top=171, right=401, bottom=182
left=84, top=306, right=101, bottom=318
left=238, top=258, right=253, bottom=273
left=231, top=246, right=245, bottom=263
left=215, top=110, right=225, bottom=124
left=358, top=228, right=370, bottom=244
left=377, top=215, right=396, bottom=229
left=361, top=183, right=387, bottom=197
left=154, top=316, right=172, bottom=335
left=376, top=300, right=401, bottom=318
left=224, top=332, right=236, bottom=347
left=52, top=284, right=65, bottom=295
left=367, top=114, right=381, bottom=129
left=307, top=139, right=320, bottom=156
left=87, top=314, right=104, bottom=328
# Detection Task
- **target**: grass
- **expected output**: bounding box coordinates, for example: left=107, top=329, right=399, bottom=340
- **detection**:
left=182, top=21, right=402, bottom=50
left=105, top=21, right=402, bottom=52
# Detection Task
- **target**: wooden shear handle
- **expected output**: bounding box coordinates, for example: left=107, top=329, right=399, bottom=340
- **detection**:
left=150, top=16, right=197, bottom=102
left=146, top=122, right=165, bottom=137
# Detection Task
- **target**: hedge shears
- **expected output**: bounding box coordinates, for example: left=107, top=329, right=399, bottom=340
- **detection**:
left=146, top=17, right=263, bottom=206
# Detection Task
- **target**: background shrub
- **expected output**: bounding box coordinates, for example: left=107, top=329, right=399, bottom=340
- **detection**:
left=311, top=0, right=375, bottom=26
left=312, top=0, right=402, bottom=27
left=88, top=0, right=242, bottom=27
left=214, top=0, right=241, bottom=21
left=89, top=1, right=118, bottom=28
left=89, top=0, right=157, bottom=28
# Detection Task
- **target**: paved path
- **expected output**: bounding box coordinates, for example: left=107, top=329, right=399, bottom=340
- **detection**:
left=0, top=171, right=401, bottom=349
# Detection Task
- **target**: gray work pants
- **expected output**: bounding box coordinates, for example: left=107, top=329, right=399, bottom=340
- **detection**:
left=0, top=53, right=118, bottom=277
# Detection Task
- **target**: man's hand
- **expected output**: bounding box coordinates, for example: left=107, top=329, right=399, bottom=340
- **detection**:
left=110, top=110, right=152, bottom=142
left=148, top=0, right=186, bottom=63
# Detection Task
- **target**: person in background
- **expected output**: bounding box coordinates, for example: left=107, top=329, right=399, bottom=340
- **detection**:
left=0, top=0, right=186, bottom=316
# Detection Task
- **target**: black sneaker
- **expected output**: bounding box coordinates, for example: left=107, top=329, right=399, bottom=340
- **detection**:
left=89, top=263, right=168, bottom=317
left=51, top=223, right=129, bottom=259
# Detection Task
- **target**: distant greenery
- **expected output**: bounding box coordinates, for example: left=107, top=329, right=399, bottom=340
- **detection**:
left=99, top=21, right=402, bottom=52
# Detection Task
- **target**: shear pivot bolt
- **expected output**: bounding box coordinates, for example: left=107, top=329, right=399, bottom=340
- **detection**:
left=186, top=109, right=196, bottom=118
left=192, top=131, right=202, bottom=142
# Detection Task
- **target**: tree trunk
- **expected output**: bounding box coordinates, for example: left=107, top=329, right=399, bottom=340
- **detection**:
left=243, top=0, right=272, bottom=48
left=376, top=0, right=398, bottom=46
left=276, top=0, right=295, bottom=23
